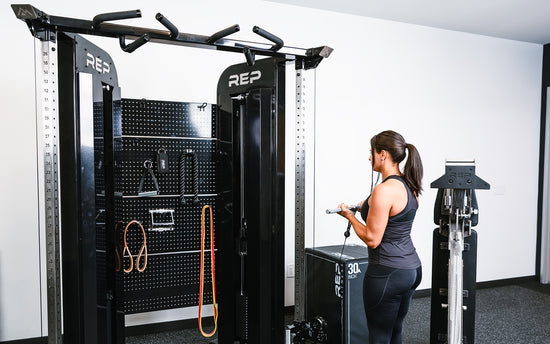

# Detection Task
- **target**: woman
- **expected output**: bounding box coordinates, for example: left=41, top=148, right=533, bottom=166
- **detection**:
left=337, top=130, right=423, bottom=344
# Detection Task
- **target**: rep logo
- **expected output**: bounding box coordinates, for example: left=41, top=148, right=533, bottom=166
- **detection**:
left=228, top=71, right=261, bottom=87
left=86, top=53, right=111, bottom=74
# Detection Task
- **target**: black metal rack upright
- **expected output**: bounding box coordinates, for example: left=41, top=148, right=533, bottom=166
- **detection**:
left=216, top=57, right=287, bottom=344
left=12, top=4, right=331, bottom=344
left=56, top=32, right=123, bottom=344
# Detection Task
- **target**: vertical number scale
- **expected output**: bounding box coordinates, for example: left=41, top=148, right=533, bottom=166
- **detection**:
left=294, top=69, right=306, bottom=321
left=36, top=35, right=63, bottom=344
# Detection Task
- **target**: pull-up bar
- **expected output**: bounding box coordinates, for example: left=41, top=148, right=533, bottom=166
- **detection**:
left=12, top=4, right=332, bottom=68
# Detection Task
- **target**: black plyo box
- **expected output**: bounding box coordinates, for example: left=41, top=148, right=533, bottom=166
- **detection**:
left=306, top=244, right=369, bottom=344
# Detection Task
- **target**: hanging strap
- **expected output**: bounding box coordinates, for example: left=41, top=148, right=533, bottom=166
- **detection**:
left=179, top=150, right=199, bottom=205
left=123, top=220, right=148, bottom=273
left=138, top=159, right=160, bottom=197
left=198, top=205, right=218, bottom=337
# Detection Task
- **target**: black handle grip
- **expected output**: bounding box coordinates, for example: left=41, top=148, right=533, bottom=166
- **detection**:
left=207, top=24, right=240, bottom=44
left=119, top=34, right=150, bottom=53
left=155, top=13, right=179, bottom=38
left=252, top=26, right=283, bottom=51
left=243, top=47, right=255, bottom=66
left=93, top=10, right=141, bottom=28
left=179, top=150, right=199, bottom=206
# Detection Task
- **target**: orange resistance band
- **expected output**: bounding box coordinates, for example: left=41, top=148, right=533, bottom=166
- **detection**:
left=198, top=205, right=218, bottom=337
left=123, top=220, right=148, bottom=273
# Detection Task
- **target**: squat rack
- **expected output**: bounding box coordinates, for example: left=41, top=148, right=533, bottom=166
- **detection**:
left=12, top=4, right=331, bottom=343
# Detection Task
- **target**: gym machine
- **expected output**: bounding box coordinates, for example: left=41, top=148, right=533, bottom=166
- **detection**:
left=430, top=161, right=490, bottom=344
left=13, top=4, right=332, bottom=344
left=217, top=56, right=287, bottom=343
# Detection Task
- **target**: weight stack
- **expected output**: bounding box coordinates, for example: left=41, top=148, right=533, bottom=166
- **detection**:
left=430, top=229, right=478, bottom=344
left=306, top=244, right=369, bottom=344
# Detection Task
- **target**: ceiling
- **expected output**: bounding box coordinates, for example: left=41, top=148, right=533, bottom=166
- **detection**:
left=267, top=0, right=550, bottom=44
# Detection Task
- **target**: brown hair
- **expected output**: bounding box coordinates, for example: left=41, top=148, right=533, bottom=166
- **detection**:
left=370, top=130, right=423, bottom=196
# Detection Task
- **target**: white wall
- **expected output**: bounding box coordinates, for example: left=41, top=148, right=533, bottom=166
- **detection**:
left=313, top=17, right=542, bottom=286
left=1, top=1, right=43, bottom=341
left=0, top=0, right=542, bottom=341
left=311, top=13, right=543, bottom=287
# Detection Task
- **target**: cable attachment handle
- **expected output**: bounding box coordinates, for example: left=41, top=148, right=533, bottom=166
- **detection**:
left=252, top=26, right=284, bottom=51
left=206, top=24, right=240, bottom=44
left=325, top=204, right=360, bottom=214
left=155, top=13, right=179, bottom=38
left=179, top=150, right=199, bottom=205
left=92, top=9, right=141, bottom=29
left=119, top=34, right=150, bottom=53
left=138, top=159, right=160, bottom=197
left=156, top=148, right=169, bottom=174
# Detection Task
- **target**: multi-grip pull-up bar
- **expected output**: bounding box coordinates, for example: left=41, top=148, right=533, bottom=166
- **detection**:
left=12, top=4, right=332, bottom=67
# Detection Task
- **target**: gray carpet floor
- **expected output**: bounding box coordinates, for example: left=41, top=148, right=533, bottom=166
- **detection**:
left=126, top=280, right=550, bottom=344
left=403, top=282, right=550, bottom=344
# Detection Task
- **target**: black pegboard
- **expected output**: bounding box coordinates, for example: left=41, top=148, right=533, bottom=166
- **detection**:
left=117, top=98, right=220, bottom=315
left=96, top=250, right=106, bottom=307
left=121, top=99, right=216, bottom=138
left=94, top=138, right=105, bottom=195
left=122, top=252, right=216, bottom=314
left=94, top=100, right=107, bottom=314
left=94, top=99, right=122, bottom=138
left=96, top=196, right=106, bottom=250
left=119, top=138, right=217, bottom=196
left=118, top=196, right=217, bottom=254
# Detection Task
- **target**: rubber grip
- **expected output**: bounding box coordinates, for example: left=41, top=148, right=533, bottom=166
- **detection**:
left=93, top=10, right=141, bottom=28
left=155, top=13, right=179, bottom=38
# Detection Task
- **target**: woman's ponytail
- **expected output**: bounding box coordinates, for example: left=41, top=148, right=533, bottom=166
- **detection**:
left=371, top=130, right=423, bottom=196
left=403, top=143, right=423, bottom=196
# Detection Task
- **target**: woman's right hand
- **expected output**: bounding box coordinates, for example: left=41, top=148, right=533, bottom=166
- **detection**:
left=337, top=203, right=354, bottom=219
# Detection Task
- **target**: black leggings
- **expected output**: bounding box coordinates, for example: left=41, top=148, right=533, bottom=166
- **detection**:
left=363, top=264, right=422, bottom=344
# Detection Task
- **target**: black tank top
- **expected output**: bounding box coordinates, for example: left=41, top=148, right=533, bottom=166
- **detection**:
left=360, top=175, right=421, bottom=269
